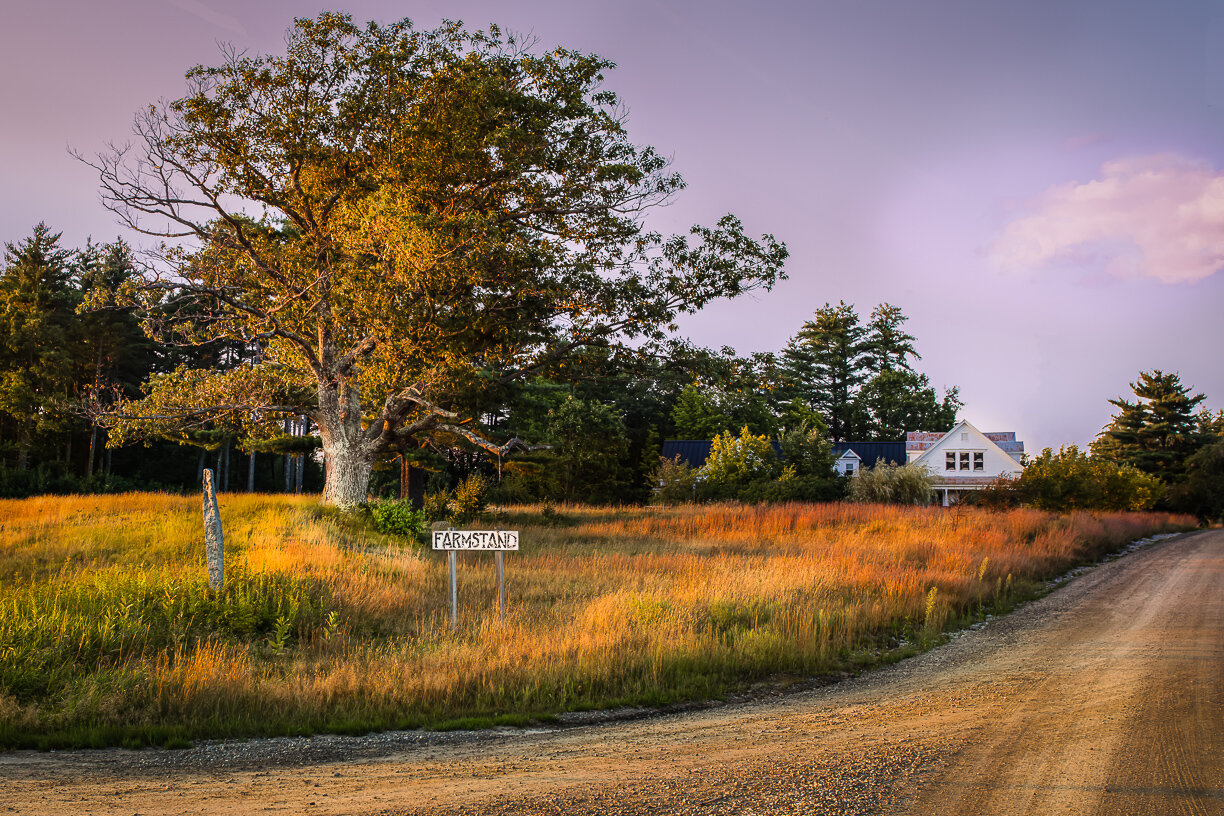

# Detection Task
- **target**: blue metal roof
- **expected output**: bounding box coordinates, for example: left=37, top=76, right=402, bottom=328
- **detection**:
left=662, top=439, right=905, bottom=469
left=831, top=442, right=907, bottom=467
left=660, top=440, right=713, bottom=468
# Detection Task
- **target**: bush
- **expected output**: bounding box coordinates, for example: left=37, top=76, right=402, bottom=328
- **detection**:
left=1170, top=440, right=1224, bottom=524
left=452, top=472, right=489, bottom=524
left=366, top=499, right=427, bottom=540
left=699, top=427, right=781, bottom=486
left=848, top=462, right=934, bottom=505
left=653, top=455, right=700, bottom=505
left=737, top=473, right=847, bottom=503
left=1018, top=446, right=1162, bottom=512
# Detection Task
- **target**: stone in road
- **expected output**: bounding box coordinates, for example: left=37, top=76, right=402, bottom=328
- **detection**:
left=0, top=531, right=1220, bottom=815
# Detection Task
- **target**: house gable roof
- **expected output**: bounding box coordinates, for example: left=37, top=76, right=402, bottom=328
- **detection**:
left=910, top=420, right=1023, bottom=476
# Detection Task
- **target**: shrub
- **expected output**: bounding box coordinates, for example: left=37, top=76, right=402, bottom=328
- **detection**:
left=1170, top=440, right=1224, bottom=524
left=1018, top=446, right=1162, bottom=512
left=699, top=427, right=781, bottom=486
left=452, top=472, right=489, bottom=523
left=653, top=455, right=701, bottom=505
left=737, top=473, right=847, bottom=503
left=422, top=488, right=453, bottom=522
left=366, top=499, right=427, bottom=540
left=849, top=461, right=934, bottom=505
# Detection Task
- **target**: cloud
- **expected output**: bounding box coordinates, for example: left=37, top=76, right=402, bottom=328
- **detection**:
left=989, top=154, right=1224, bottom=284
left=163, top=0, right=247, bottom=37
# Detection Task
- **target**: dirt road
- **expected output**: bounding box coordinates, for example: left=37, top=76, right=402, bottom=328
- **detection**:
left=2, top=530, right=1221, bottom=816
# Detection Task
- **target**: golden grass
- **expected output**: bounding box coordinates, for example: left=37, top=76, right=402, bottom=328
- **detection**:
left=0, top=493, right=1194, bottom=747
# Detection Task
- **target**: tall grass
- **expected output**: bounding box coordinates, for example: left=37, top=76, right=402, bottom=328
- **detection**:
left=0, top=494, right=1193, bottom=748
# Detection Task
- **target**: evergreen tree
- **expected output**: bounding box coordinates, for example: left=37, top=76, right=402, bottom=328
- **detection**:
left=0, top=224, right=78, bottom=470
left=75, top=240, right=152, bottom=476
left=784, top=301, right=866, bottom=441
left=1093, top=370, right=1206, bottom=483
left=854, top=369, right=960, bottom=441
left=862, top=303, right=919, bottom=374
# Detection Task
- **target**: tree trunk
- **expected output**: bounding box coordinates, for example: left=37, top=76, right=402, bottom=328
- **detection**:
left=321, top=443, right=374, bottom=507
left=87, top=423, right=98, bottom=477
left=247, top=450, right=256, bottom=493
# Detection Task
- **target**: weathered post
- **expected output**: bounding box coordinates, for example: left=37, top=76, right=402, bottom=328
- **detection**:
left=496, top=550, right=506, bottom=625
left=448, top=549, right=458, bottom=632
left=202, top=468, right=225, bottom=592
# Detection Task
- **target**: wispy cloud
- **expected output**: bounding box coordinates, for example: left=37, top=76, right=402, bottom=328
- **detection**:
left=163, top=0, right=247, bottom=37
left=990, top=154, right=1224, bottom=284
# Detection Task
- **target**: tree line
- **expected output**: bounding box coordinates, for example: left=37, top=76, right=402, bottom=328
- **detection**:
left=978, top=370, right=1224, bottom=522
left=0, top=219, right=958, bottom=505
left=0, top=224, right=321, bottom=497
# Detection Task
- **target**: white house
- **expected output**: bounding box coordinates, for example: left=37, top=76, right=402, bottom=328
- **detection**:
left=833, top=448, right=861, bottom=477
left=907, top=420, right=1024, bottom=506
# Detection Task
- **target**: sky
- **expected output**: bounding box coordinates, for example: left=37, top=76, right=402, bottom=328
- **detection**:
left=2, top=0, right=1222, bottom=450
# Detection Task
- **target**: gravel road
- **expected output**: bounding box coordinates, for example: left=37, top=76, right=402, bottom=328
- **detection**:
left=2, top=529, right=1220, bottom=815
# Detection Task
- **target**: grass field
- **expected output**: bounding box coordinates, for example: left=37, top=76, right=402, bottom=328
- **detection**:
left=0, top=493, right=1193, bottom=749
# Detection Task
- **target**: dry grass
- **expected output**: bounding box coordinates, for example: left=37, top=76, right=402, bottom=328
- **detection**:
left=0, top=493, right=1194, bottom=748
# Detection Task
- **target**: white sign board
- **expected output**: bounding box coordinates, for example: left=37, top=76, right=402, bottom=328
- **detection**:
left=432, top=530, right=520, bottom=551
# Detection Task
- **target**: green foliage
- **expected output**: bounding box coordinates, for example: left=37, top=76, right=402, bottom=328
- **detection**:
left=670, top=381, right=777, bottom=439
left=776, top=423, right=836, bottom=477
left=0, top=224, right=78, bottom=468
left=699, top=427, right=781, bottom=485
left=366, top=499, right=427, bottom=540
left=863, top=303, right=920, bottom=374
left=1016, top=446, right=1163, bottom=512
left=848, top=462, right=935, bottom=505
left=653, top=455, right=700, bottom=505
left=0, top=566, right=335, bottom=703
left=782, top=301, right=867, bottom=440
left=88, top=13, right=787, bottom=507
left=853, top=369, right=960, bottom=441
left=779, top=302, right=957, bottom=441
left=1093, top=370, right=1207, bottom=483
left=735, top=473, right=847, bottom=503
left=1169, top=441, right=1224, bottom=524
left=452, top=472, right=489, bottom=524
left=422, top=488, right=453, bottom=523
left=543, top=397, right=630, bottom=504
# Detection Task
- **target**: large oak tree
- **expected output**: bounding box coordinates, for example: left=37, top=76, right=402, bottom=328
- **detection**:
left=84, top=14, right=787, bottom=506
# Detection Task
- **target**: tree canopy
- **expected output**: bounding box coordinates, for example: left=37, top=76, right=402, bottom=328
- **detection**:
left=1092, top=370, right=1206, bottom=483
left=83, top=14, right=787, bottom=506
left=779, top=301, right=957, bottom=441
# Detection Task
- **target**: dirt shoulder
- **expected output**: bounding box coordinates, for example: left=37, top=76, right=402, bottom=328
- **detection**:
left=2, top=530, right=1220, bottom=816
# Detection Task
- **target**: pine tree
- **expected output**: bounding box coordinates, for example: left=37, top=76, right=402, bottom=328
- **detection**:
left=0, top=224, right=78, bottom=470
left=1093, top=370, right=1206, bottom=483
left=862, top=303, right=919, bottom=374
left=784, top=301, right=866, bottom=441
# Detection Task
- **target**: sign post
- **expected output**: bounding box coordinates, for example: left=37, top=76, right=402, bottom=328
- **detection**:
left=432, top=530, right=519, bottom=631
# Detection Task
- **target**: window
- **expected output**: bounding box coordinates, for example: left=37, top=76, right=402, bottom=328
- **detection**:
left=844, top=463, right=855, bottom=477
left=961, top=432, right=969, bottom=441
left=973, top=452, right=985, bottom=471
left=959, top=452, right=970, bottom=470
left=946, top=452, right=956, bottom=471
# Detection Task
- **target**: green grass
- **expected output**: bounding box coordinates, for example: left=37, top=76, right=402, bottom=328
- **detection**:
left=0, top=493, right=1194, bottom=749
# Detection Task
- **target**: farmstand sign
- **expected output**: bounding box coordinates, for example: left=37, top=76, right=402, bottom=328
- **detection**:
left=432, top=530, right=519, bottom=630
left=432, top=529, right=519, bottom=550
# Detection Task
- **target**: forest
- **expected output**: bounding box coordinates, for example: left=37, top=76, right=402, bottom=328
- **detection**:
left=0, top=223, right=958, bottom=505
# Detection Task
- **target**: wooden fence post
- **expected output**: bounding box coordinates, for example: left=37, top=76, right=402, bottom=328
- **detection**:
left=203, top=468, right=225, bottom=592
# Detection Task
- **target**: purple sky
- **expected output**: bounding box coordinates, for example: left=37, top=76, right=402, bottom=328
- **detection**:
left=3, top=0, right=1222, bottom=450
